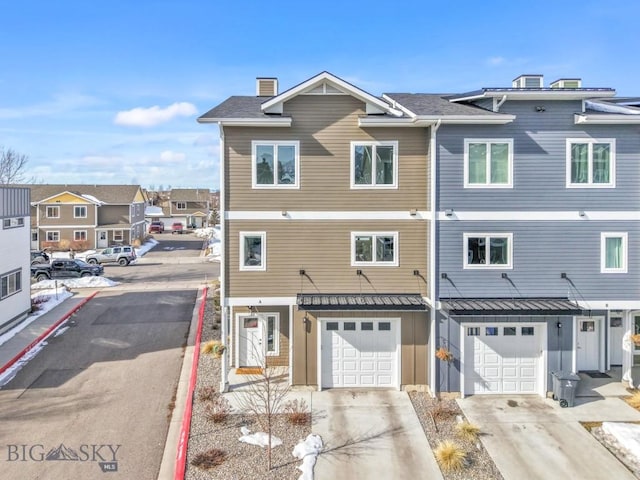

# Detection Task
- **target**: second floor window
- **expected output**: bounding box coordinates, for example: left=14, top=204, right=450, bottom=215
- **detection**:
left=567, top=139, right=615, bottom=187
left=252, top=141, right=299, bottom=188
left=176, top=202, right=187, bottom=210
left=46, top=206, right=59, bottom=218
left=74, top=206, right=87, bottom=218
left=351, top=141, right=398, bottom=188
left=464, top=139, right=513, bottom=188
left=601, top=232, right=627, bottom=273
left=240, top=232, right=266, bottom=271
left=352, top=232, right=398, bottom=266
left=464, top=233, right=513, bottom=269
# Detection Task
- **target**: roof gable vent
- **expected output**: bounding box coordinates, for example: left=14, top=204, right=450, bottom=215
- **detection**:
left=512, top=74, right=544, bottom=88
left=256, top=77, right=278, bottom=97
left=550, top=78, right=582, bottom=89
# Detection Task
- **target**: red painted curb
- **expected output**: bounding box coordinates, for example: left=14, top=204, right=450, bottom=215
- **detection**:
left=0, top=291, right=99, bottom=376
left=175, top=286, right=208, bottom=480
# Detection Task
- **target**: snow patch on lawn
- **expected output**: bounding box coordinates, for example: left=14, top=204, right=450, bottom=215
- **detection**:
left=194, top=225, right=221, bottom=262
left=238, top=426, right=283, bottom=448
left=292, top=434, right=323, bottom=480
left=603, top=422, right=640, bottom=462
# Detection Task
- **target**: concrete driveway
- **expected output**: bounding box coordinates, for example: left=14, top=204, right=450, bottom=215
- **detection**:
left=458, top=395, right=640, bottom=480
left=312, top=390, right=443, bottom=480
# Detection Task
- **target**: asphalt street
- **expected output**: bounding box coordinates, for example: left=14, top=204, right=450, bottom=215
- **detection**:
left=0, top=234, right=215, bottom=479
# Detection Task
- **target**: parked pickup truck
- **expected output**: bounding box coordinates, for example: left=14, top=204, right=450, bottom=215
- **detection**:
left=31, top=259, right=104, bottom=282
left=171, top=222, right=184, bottom=234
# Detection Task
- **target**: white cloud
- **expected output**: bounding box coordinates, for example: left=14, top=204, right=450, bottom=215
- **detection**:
left=159, top=150, right=186, bottom=163
left=487, top=56, right=506, bottom=66
left=114, top=102, right=198, bottom=127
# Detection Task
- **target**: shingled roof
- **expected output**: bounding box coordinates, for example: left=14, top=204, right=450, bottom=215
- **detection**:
left=19, top=184, right=143, bottom=205
left=170, top=188, right=210, bottom=202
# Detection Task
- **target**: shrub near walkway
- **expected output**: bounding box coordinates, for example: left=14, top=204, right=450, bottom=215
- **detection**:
left=185, top=288, right=310, bottom=480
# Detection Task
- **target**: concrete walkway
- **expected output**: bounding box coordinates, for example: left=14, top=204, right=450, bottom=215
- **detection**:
left=458, top=395, right=640, bottom=480
left=312, top=390, right=443, bottom=480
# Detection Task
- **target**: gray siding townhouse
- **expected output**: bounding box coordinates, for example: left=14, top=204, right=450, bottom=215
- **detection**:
left=0, top=186, right=31, bottom=334
left=201, top=72, right=639, bottom=397
left=387, top=74, right=640, bottom=396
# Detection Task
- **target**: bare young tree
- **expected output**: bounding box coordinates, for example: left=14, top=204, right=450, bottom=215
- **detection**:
left=0, top=147, right=33, bottom=184
left=235, top=336, right=291, bottom=471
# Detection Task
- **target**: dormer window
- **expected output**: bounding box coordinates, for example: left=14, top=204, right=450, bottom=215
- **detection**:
left=551, top=78, right=582, bottom=89
left=512, top=75, right=543, bottom=88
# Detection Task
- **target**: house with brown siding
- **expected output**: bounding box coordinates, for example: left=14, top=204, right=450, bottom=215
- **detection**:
left=199, top=72, right=434, bottom=391
left=20, top=184, right=147, bottom=250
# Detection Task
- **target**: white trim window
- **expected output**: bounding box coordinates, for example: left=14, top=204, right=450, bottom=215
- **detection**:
left=351, top=141, right=398, bottom=188
left=464, top=233, right=513, bottom=269
left=113, top=230, right=124, bottom=242
left=240, top=232, right=266, bottom=271
left=74, top=230, right=87, bottom=241
left=1, top=269, right=22, bottom=300
left=352, top=232, right=399, bottom=266
left=464, top=139, right=513, bottom=188
left=46, top=231, right=60, bottom=242
left=3, top=217, right=24, bottom=229
left=601, top=232, right=628, bottom=273
left=46, top=206, right=60, bottom=218
left=252, top=141, right=299, bottom=188
left=74, top=205, right=87, bottom=218
left=266, top=314, right=279, bottom=356
left=176, top=202, right=187, bottom=210
left=566, top=138, right=615, bottom=187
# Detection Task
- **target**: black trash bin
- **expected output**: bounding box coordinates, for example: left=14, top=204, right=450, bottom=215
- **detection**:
left=550, top=371, right=581, bottom=407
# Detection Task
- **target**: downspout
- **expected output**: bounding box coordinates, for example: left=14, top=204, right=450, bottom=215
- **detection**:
left=495, top=95, right=507, bottom=112
left=429, top=119, right=441, bottom=397
left=218, top=124, right=229, bottom=393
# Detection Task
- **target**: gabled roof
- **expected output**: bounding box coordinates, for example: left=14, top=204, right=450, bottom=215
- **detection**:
left=21, top=184, right=144, bottom=205
left=170, top=188, right=210, bottom=202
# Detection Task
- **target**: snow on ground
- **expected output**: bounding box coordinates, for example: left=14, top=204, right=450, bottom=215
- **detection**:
left=603, top=422, right=640, bottom=463
left=0, top=341, right=47, bottom=386
left=239, top=426, right=283, bottom=448
left=50, top=238, right=159, bottom=260
left=292, top=434, right=323, bottom=480
left=31, top=276, right=119, bottom=290
left=194, top=225, right=221, bottom=262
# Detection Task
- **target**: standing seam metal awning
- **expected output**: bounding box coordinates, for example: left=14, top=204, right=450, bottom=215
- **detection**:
left=440, top=297, right=582, bottom=316
left=297, top=293, right=428, bottom=311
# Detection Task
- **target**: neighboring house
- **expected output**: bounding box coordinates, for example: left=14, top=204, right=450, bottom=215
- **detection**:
left=21, top=184, right=147, bottom=250
left=200, top=71, right=640, bottom=397
left=0, top=186, right=31, bottom=335
left=167, top=188, right=210, bottom=228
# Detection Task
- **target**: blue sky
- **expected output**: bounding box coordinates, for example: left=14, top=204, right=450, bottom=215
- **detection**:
left=1, top=1, right=638, bottom=190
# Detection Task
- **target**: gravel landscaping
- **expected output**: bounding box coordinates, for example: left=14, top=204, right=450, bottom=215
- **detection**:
left=183, top=287, right=502, bottom=479
left=185, top=287, right=311, bottom=480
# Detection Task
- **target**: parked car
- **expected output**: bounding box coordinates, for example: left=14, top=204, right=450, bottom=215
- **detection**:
left=30, top=250, right=50, bottom=265
left=85, top=245, right=137, bottom=266
left=149, top=221, right=164, bottom=234
left=171, top=222, right=184, bottom=234
left=31, top=259, right=103, bottom=282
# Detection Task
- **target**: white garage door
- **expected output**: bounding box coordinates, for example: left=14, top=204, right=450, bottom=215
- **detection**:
left=320, top=319, right=399, bottom=388
left=463, top=323, right=544, bottom=395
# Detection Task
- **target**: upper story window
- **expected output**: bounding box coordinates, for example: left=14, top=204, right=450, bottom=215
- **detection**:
left=464, top=139, right=513, bottom=188
left=176, top=202, right=187, bottom=210
left=351, top=141, right=398, bottom=188
left=46, top=206, right=60, bottom=218
left=3, top=217, right=24, bottom=229
left=601, top=232, right=627, bottom=273
left=74, top=206, right=87, bottom=218
left=567, top=139, right=615, bottom=188
left=252, top=141, right=299, bottom=188
left=240, top=232, right=266, bottom=271
left=464, top=233, right=513, bottom=269
left=351, top=232, right=399, bottom=266
left=1, top=269, right=21, bottom=300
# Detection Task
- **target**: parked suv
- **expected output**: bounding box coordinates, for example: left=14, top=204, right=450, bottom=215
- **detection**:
left=31, top=259, right=103, bottom=282
left=85, top=245, right=137, bottom=266
left=149, top=221, right=164, bottom=234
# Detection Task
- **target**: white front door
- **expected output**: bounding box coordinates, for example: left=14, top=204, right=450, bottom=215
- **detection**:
left=610, top=316, right=624, bottom=365
left=238, top=316, right=264, bottom=367
left=97, top=230, right=108, bottom=248
left=577, top=317, right=601, bottom=371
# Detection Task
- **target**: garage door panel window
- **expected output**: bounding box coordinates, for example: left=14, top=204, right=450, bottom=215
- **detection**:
left=464, top=233, right=513, bottom=269
left=327, top=322, right=339, bottom=331
left=504, top=327, right=516, bottom=336
left=467, top=327, right=480, bottom=336
left=521, top=327, right=535, bottom=335
left=361, top=322, right=373, bottom=331
left=352, top=232, right=398, bottom=266
left=379, top=322, right=391, bottom=331
left=486, top=327, right=498, bottom=336
left=344, top=322, right=356, bottom=331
